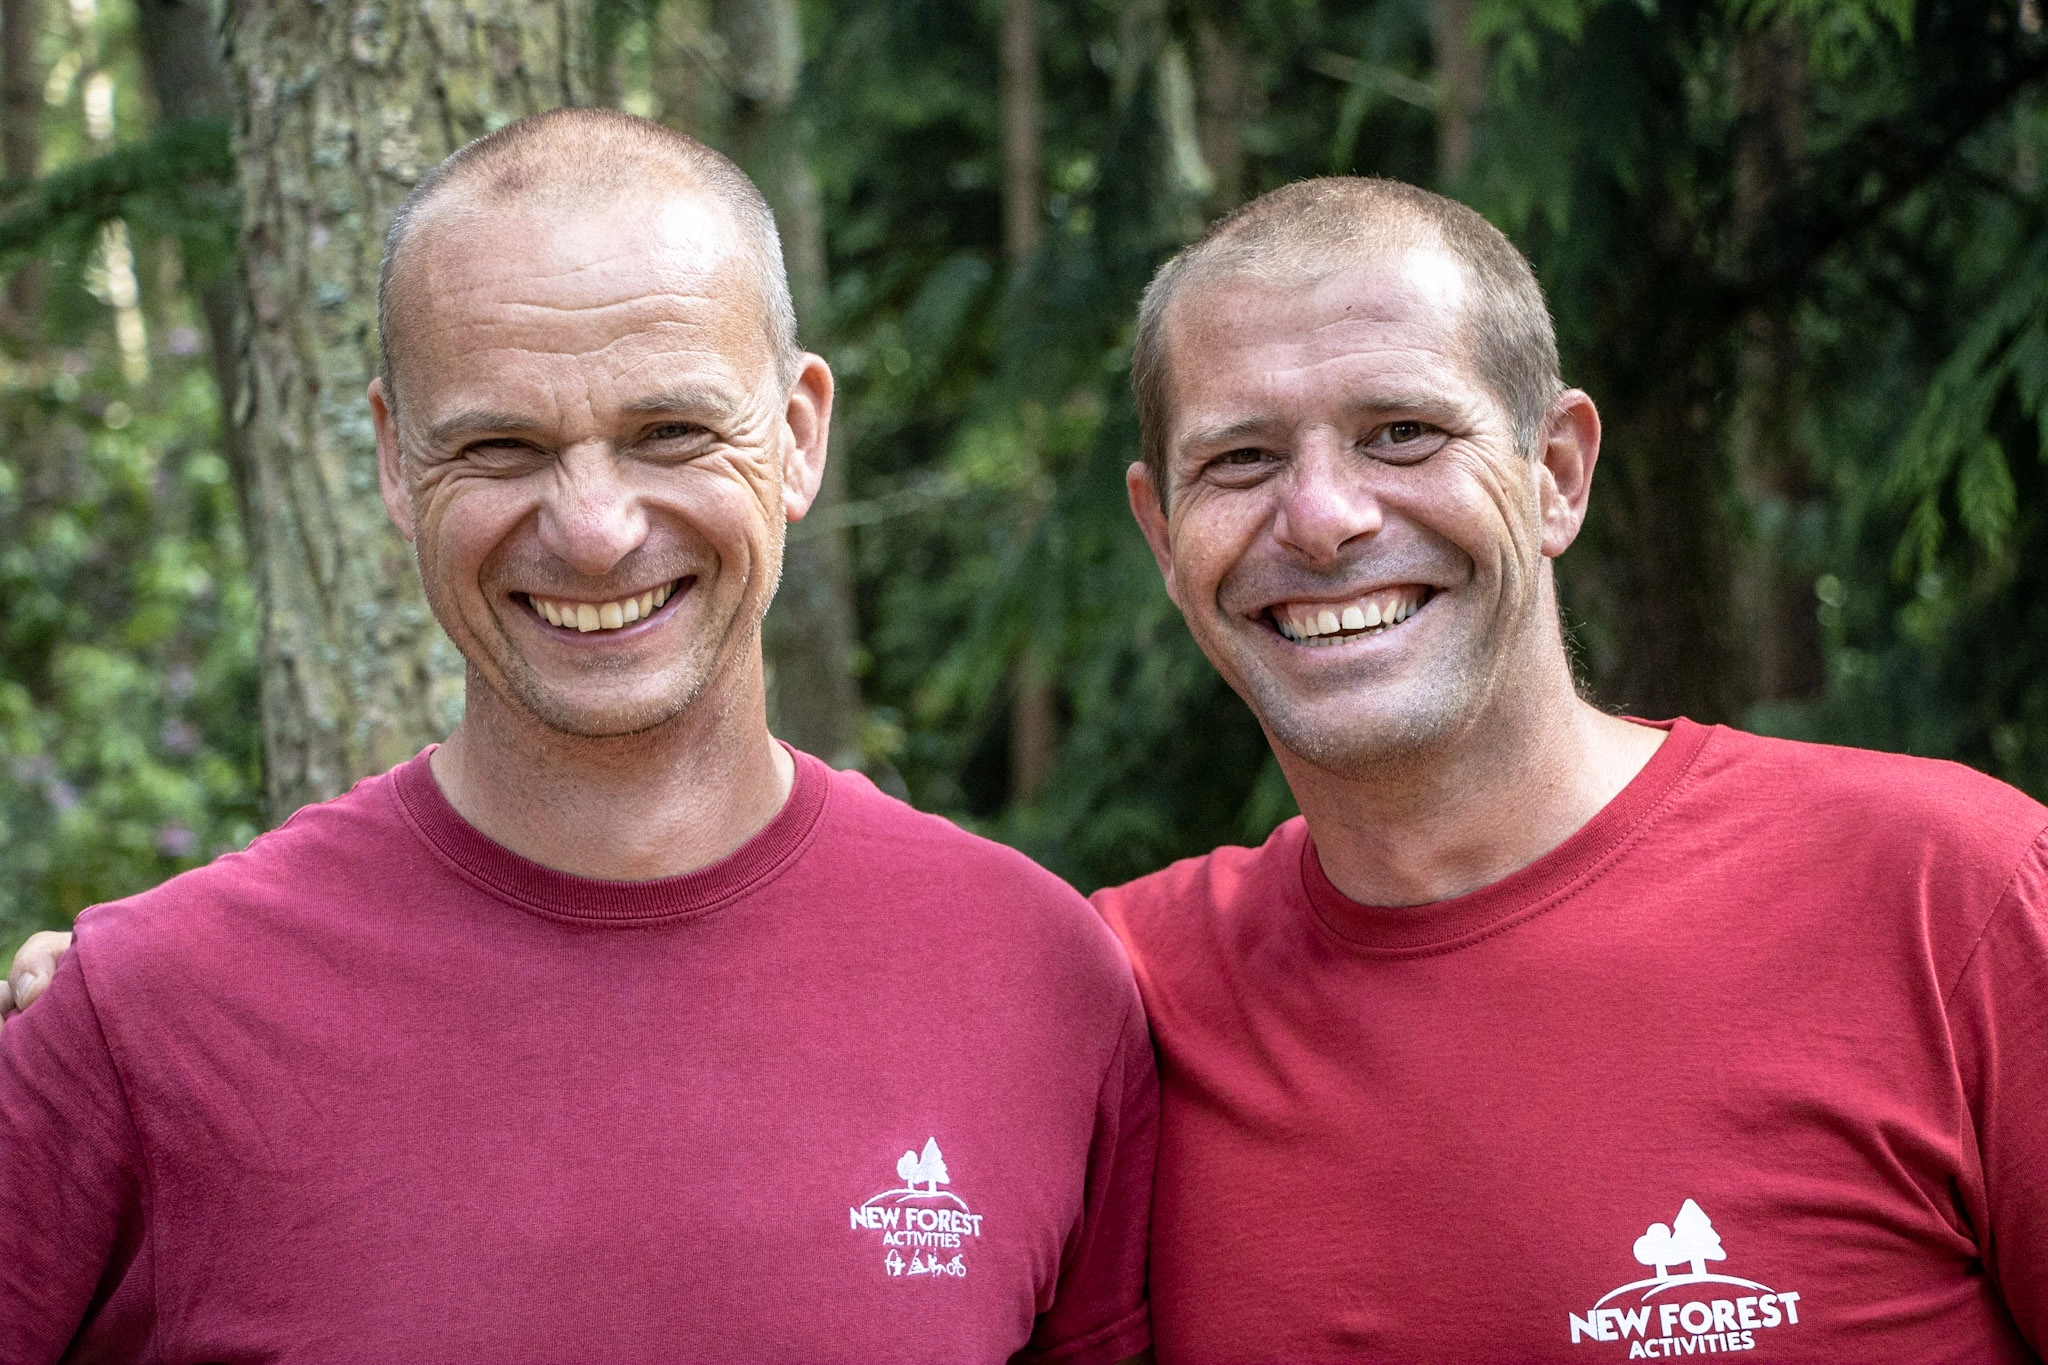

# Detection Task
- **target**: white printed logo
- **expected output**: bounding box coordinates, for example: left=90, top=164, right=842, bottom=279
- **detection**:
left=848, top=1138, right=983, bottom=1279
left=1569, top=1199, right=1805, bottom=1357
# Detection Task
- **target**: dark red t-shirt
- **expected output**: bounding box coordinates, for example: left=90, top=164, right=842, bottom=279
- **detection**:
left=0, top=749, right=1155, bottom=1363
left=1095, top=720, right=2048, bottom=1363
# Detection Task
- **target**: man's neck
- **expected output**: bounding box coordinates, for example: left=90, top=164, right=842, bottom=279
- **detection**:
left=428, top=662, right=795, bottom=883
left=1282, top=678, right=1666, bottom=909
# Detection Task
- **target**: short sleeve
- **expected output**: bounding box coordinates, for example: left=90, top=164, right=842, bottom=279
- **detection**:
left=0, top=938, right=154, bottom=1361
left=1015, top=988, right=1157, bottom=1365
left=1948, top=824, right=2048, bottom=1355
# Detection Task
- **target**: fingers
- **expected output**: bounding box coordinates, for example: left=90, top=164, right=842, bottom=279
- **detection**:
left=8, top=931, right=73, bottom=1015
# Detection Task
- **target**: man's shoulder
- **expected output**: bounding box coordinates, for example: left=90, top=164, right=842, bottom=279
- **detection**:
left=805, top=763, right=1144, bottom=1024
left=815, top=762, right=1113, bottom=926
left=1695, top=724, right=2048, bottom=857
left=74, top=760, right=419, bottom=969
left=1090, top=818, right=1309, bottom=960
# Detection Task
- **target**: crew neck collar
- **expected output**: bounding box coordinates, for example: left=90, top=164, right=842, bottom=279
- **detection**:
left=1299, top=717, right=1711, bottom=954
left=391, top=743, right=831, bottom=927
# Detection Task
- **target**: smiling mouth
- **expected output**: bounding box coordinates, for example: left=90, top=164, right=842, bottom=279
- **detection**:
left=526, top=578, right=687, bottom=634
left=1269, top=586, right=1432, bottom=647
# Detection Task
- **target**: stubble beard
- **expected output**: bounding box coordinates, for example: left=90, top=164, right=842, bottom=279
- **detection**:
left=422, top=566, right=770, bottom=745
left=1246, top=660, right=1484, bottom=781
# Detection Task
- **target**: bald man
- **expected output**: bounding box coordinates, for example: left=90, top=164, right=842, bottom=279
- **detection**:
left=0, top=111, right=1154, bottom=1364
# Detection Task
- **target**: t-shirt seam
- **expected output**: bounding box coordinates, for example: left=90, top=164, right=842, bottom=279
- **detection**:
left=74, top=940, right=165, bottom=1361
left=386, top=769, right=835, bottom=930
left=1032, top=987, right=1148, bottom=1361
left=1023, top=1299, right=1150, bottom=1364
left=1939, top=818, right=2048, bottom=1011
left=1932, top=818, right=2048, bottom=1301
left=1301, top=722, right=1714, bottom=959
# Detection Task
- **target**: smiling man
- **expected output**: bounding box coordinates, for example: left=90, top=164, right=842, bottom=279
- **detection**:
left=0, top=110, right=1154, bottom=1363
left=1098, top=178, right=2048, bottom=1362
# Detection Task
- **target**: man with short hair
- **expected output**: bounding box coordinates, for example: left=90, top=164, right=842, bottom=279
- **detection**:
left=1099, top=176, right=2048, bottom=1361
left=0, top=109, right=1154, bottom=1363
left=17, top=171, right=2048, bottom=1363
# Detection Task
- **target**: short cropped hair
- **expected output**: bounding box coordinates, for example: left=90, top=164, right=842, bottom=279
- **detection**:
left=1132, top=177, right=1562, bottom=501
left=377, top=107, right=801, bottom=407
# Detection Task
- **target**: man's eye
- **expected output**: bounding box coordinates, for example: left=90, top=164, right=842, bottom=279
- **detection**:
left=1215, top=448, right=1267, bottom=466
left=1367, top=421, right=1444, bottom=464
left=465, top=439, right=538, bottom=465
left=648, top=422, right=705, bottom=442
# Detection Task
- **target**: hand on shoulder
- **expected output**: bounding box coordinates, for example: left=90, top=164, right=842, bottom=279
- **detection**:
left=0, top=931, right=71, bottom=1031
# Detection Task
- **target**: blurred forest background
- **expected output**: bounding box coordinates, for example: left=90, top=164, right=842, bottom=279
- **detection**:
left=1, top=0, right=2044, bottom=947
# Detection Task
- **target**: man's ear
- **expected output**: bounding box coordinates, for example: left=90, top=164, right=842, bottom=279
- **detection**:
left=1125, top=461, right=1181, bottom=609
left=369, top=378, right=416, bottom=542
left=780, top=353, right=835, bottom=523
left=1534, top=389, right=1600, bottom=559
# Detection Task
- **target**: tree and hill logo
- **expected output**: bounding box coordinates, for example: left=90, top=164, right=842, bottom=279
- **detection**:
left=1569, top=1199, right=1805, bottom=1357
left=848, top=1137, right=984, bottom=1279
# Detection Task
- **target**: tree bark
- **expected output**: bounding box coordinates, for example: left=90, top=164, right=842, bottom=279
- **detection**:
left=650, top=0, right=711, bottom=139
left=712, top=0, right=863, bottom=768
left=1730, top=24, right=1820, bottom=702
left=226, top=0, right=590, bottom=816
left=1001, top=0, right=1057, bottom=804
left=1001, top=0, right=1040, bottom=258
left=1194, top=16, right=1244, bottom=214
left=1431, top=0, right=1483, bottom=182
left=2, top=0, right=41, bottom=325
left=133, top=0, right=254, bottom=537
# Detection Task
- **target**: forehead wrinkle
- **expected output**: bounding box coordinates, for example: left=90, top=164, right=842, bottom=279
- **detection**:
left=388, top=197, right=757, bottom=356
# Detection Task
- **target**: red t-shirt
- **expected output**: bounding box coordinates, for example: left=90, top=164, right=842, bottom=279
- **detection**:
left=1095, top=719, right=2048, bottom=1364
left=0, top=749, right=1154, bottom=1363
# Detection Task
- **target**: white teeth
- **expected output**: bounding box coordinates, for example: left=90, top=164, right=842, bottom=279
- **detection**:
left=1274, top=589, right=1427, bottom=645
left=529, top=579, right=679, bottom=633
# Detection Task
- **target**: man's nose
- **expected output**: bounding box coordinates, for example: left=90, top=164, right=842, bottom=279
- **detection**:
left=1272, top=436, right=1382, bottom=563
left=537, top=442, right=649, bottom=576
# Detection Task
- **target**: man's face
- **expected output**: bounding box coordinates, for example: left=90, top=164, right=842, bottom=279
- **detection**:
left=1129, top=247, right=1582, bottom=776
left=372, top=193, right=828, bottom=740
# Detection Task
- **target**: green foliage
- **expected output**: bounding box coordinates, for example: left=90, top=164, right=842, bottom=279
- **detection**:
left=3, top=0, right=2045, bottom=930
left=0, top=360, right=261, bottom=943
left=0, top=117, right=235, bottom=278
left=0, top=4, right=256, bottom=949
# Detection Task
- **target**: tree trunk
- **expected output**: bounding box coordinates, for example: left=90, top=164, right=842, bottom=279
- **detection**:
left=226, top=0, right=590, bottom=816
left=1000, top=0, right=1040, bottom=258
left=650, top=0, right=712, bottom=139
left=132, top=0, right=254, bottom=538
left=1592, top=377, right=1747, bottom=722
left=1431, top=0, right=1482, bottom=182
left=1001, top=0, right=1057, bottom=805
left=2, top=0, right=41, bottom=325
left=1194, top=16, right=1244, bottom=214
left=714, top=0, right=863, bottom=767
left=1730, top=25, right=1820, bottom=703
